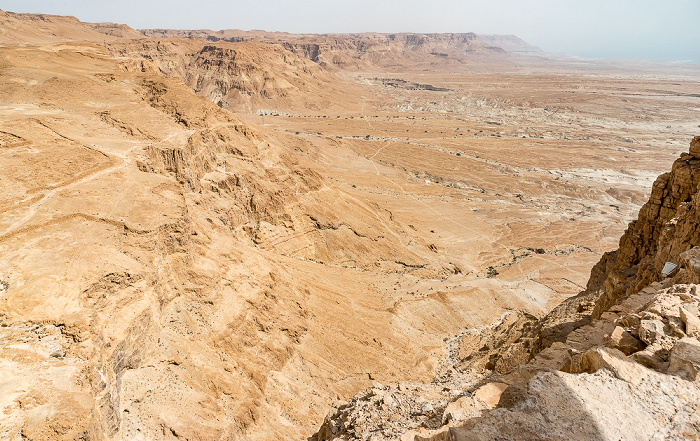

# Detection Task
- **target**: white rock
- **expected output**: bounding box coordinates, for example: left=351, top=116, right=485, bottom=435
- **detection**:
left=441, top=396, right=488, bottom=424
left=420, top=403, right=434, bottom=414
left=382, top=393, right=396, bottom=408
left=680, top=307, right=700, bottom=337
left=638, top=319, right=666, bottom=345
left=579, top=347, right=651, bottom=385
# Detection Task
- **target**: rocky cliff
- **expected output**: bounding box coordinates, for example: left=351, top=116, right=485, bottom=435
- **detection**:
left=427, top=137, right=700, bottom=376
left=107, top=38, right=362, bottom=113
left=139, top=30, right=515, bottom=70
left=313, top=138, right=700, bottom=440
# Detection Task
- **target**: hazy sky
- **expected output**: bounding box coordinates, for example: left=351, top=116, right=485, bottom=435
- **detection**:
left=2, top=0, right=699, bottom=62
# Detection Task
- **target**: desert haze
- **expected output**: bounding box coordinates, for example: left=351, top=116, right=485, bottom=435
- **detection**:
left=1, top=8, right=700, bottom=441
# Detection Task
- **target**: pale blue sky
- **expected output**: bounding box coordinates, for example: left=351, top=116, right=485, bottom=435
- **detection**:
left=2, top=0, right=699, bottom=62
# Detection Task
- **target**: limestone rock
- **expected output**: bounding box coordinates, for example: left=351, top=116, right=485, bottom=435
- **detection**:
left=472, top=382, right=508, bottom=407
left=668, top=337, right=700, bottom=380
left=680, top=247, right=700, bottom=283
left=446, top=368, right=700, bottom=441
left=681, top=307, right=700, bottom=337
left=382, top=393, right=396, bottom=408
left=638, top=319, right=667, bottom=345
left=606, top=326, right=645, bottom=355
left=311, top=375, right=486, bottom=441
left=441, top=396, right=488, bottom=425
left=578, top=347, right=651, bottom=385
left=495, top=382, right=528, bottom=409
left=631, top=349, right=669, bottom=371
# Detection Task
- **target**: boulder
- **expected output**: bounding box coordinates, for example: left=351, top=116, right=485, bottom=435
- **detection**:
left=631, top=348, right=668, bottom=371
left=472, top=382, right=509, bottom=407
left=680, top=307, right=700, bottom=337
left=668, top=337, right=700, bottom=380
left=441, top=396, right=488, bottom=425
left=579, top=347, right=651, bottom=385
left=606, top=326, right=645, bottom=355
left=638, top=319, right=667, bottom=345
left=382, top=393, right=396, bottom=408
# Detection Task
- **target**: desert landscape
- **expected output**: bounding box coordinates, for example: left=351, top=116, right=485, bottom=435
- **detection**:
left=1, top=8, right=700, bottom=441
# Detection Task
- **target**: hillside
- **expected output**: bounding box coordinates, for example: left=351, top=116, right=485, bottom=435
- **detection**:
left=0, top=41, right=427, bottom=441
left=106, top=38, right=364, bottom=113
left=1, top=8, right=699, bottom=441
left=0, top=9, right=140, bottom=45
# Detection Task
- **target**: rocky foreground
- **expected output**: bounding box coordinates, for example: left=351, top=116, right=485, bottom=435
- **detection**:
left=313, top=138, right=700, bottom=441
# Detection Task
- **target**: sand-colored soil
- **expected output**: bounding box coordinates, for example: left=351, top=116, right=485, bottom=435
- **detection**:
left=0, top=9, right=699, bottom=441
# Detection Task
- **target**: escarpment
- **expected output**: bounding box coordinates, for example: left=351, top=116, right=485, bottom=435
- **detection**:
left=138, top=30, right=514, bottom=70
left=594, top=136, right=700, bottom=314
left=108, top=38, right=361, bottom=113
left=443, top=137, right=700, bottom=375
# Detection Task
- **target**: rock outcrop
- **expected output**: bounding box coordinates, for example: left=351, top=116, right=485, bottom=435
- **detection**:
left=107, top=38, right=362, bottom=113
left=447, top=137, right=700, bottom=373
left=314, top=279, right=700, bottom=440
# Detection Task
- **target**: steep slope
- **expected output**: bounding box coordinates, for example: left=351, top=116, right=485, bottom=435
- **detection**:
left=454, top=136, right=700, bottom=374
left=107, top=38, right=363, bottom=113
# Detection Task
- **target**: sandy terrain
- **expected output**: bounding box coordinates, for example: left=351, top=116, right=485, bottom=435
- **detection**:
left=0, top=9, right=699, bottom=441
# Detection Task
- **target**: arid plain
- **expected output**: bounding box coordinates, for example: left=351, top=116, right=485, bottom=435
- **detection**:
left=0, top=9, right=699, bottom=441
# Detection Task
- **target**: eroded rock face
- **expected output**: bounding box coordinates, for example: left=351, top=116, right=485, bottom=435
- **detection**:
left=594, top=136, right=700, bottom=315
left=107, top=38, right=361, bottom=114
left=138, top=30, right=510, bottom=71
left=450, top=138, right=700, bottom=373
left=0, top=41, right=457, bottom=441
